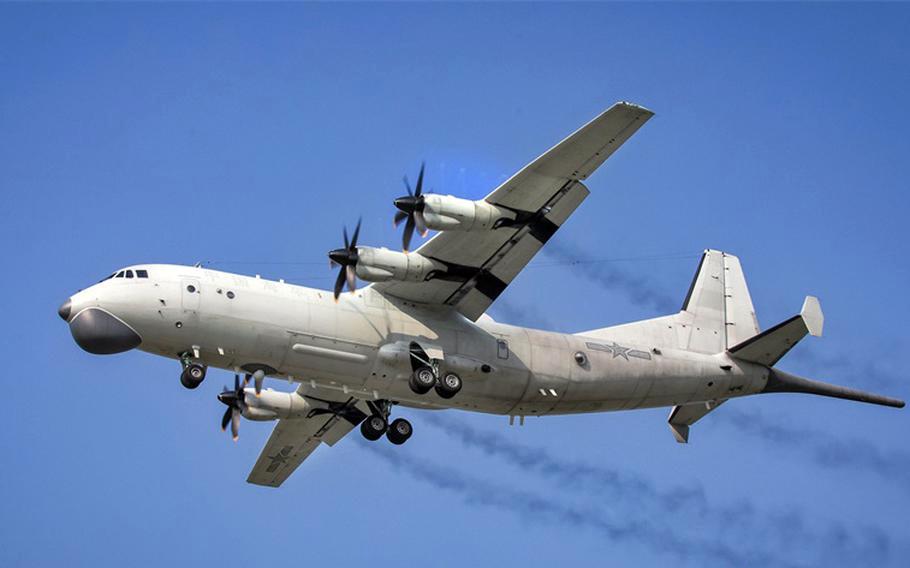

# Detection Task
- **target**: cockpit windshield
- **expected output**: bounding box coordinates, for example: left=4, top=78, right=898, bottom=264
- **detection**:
left=100, top=268, right=149, bottom=282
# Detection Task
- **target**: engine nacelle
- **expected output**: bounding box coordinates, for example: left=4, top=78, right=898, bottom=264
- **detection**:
left=242, top=388, right=311, bottom=421
left=354, top=247, right=441, bottom=282
left=421, top=194, right=508, bottom=231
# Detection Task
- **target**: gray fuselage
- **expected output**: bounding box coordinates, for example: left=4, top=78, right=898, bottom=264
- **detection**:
left=65, top=264, right=768, bottom=417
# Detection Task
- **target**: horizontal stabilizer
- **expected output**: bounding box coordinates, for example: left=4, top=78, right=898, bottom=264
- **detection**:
left=729, top=296, right=823, bottom=366
left=667, top=400, right=726, bottom=443
left=763, top=369, right=905, bottom=409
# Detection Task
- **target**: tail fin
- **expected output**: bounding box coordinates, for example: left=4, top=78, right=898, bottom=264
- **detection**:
left=728, top=296, right=823, bottom=366
left=576, top=249, right=760, bottom=354
left=677, top=249, right=760, bottom=353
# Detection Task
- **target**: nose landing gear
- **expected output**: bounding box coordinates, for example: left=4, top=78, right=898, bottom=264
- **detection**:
left=179, top=353, right=207, bottom=389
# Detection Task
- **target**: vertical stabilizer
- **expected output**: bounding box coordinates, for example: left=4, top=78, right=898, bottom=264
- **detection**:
left=721, top=253, right=761, bottom=347
left=578, top=250, right=760, bottom=354
left=677, top=250, right=760, bottom=353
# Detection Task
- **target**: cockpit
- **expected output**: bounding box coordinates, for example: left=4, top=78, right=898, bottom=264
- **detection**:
left=100, top=268, right=150, bottom=282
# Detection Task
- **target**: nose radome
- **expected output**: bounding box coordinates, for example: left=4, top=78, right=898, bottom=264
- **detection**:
left=69, top=308, right=141, bottom=355
left=58, top=299, right=72, bottom=322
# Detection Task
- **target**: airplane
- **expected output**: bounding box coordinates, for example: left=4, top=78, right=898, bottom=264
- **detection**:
left=57, top=102, right=904, bottom=487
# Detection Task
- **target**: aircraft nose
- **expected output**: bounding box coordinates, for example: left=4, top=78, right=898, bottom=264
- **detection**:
left=68, top=308, right=141, bottom=355
left=58, top=298, right=72, bottom=322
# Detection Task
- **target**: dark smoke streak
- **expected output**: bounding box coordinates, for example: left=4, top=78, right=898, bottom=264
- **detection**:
left=787, top=349, right=907, bottom=394
left=355, top=437, right=785, bottom=567
left=488, top=298, right=557, bottom=330
left=418, top=413, right=891, bottom=565
left=717, top=406, right=910, bottom=491
left=541, top=240, right=678, bottom=313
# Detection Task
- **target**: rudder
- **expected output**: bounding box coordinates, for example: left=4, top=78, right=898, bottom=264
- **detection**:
left=678, top=250, right=760, bottom=353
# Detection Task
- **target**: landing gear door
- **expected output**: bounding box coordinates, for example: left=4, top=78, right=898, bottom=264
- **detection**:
left=422, top=345, right=445, bottom=369
left=181, top=279, right=201, bottom=312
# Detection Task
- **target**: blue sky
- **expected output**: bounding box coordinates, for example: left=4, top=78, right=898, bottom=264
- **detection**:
left=2, top=3, right=909, bottom=566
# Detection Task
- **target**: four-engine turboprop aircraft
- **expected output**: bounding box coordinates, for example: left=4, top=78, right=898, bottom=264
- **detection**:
left=58, top=102, right=904, bottom=487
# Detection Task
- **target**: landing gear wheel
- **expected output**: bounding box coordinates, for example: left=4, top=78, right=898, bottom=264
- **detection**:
left=360, top=415, right=388, bottom=441
left=409, top=366, right=437, bottom=395
left=435, top=372, right=462, bottom=399
left=180, top=363, right=206, bottom=389
left=386, top=418, right=413, bottom=445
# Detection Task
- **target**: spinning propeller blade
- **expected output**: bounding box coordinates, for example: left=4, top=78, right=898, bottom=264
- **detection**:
left=327, top=218, right=362, bottom=301
left=393, top=163, right=430, bottom=252
left=217, top=374, right=247, bottom=441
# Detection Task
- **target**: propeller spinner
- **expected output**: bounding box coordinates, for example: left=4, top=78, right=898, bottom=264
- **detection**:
left=393, top=162, right=429, bottom=252
left=328, top=218, right=361, bottom=301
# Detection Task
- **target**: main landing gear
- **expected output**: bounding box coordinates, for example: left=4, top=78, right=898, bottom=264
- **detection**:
left=360, top=400, right=413, bottom=445
left=179, top=353, right=207, bottom=389
left=407, top=343, right=463, bottom=399
left=409, top=365, right=463, bottom=399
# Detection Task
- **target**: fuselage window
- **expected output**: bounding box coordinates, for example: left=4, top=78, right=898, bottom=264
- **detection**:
left=115, top=271, right=125, bottom=278
left=125, top=270, right=134, bottom=278
left=497, top=339, right=510, bottom=360
left=136, top=270, right=148, bottom=278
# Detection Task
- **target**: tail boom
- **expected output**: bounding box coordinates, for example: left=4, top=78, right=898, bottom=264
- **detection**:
left=764, top=368, right=905, bottom=409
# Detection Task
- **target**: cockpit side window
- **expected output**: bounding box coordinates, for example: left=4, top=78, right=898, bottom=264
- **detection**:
left=136, top=269, right=148, bottom=278
left=125, top=270, right=134, bottom=278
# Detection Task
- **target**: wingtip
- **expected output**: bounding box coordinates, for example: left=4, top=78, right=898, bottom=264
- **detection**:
left=616, top=100, right=655, bottom=116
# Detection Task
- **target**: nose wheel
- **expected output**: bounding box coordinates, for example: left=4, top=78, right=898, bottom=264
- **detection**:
left=179, top=353, right=207, bottom=389
left=180, top=363, right=206, bottom=389
left=360, top=400, right=413, bottom=445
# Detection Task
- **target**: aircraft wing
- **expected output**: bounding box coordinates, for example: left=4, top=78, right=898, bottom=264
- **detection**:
left=247, top=388, right=369, bottom=487
left=372, top=101, right=654, bottom=321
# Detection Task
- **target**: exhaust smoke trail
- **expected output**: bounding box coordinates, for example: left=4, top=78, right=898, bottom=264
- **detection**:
left=418, top=413, right=891, bottom=565
left=787, top=349, right=907, bottom=394
left=488, top=298, right=557, bottom=330
left=355, top=437, right=790, bottom=567
left=716, top=406, right=910, bottom=491
left=540, top=240, right=679, bottom=313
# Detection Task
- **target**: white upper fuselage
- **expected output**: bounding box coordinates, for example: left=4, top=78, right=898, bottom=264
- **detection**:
left=66, top=264, right=767, bottom=416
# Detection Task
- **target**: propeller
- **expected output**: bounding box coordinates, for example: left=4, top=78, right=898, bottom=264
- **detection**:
left=393, top=162, right=429, bottom=252
left=217, top=374, right=247, bottom=441
left=327, top=218, right=361, bottom=301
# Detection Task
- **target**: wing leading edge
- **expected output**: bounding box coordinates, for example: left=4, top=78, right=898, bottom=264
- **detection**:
left=373, top=102, right=654, bottom=320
